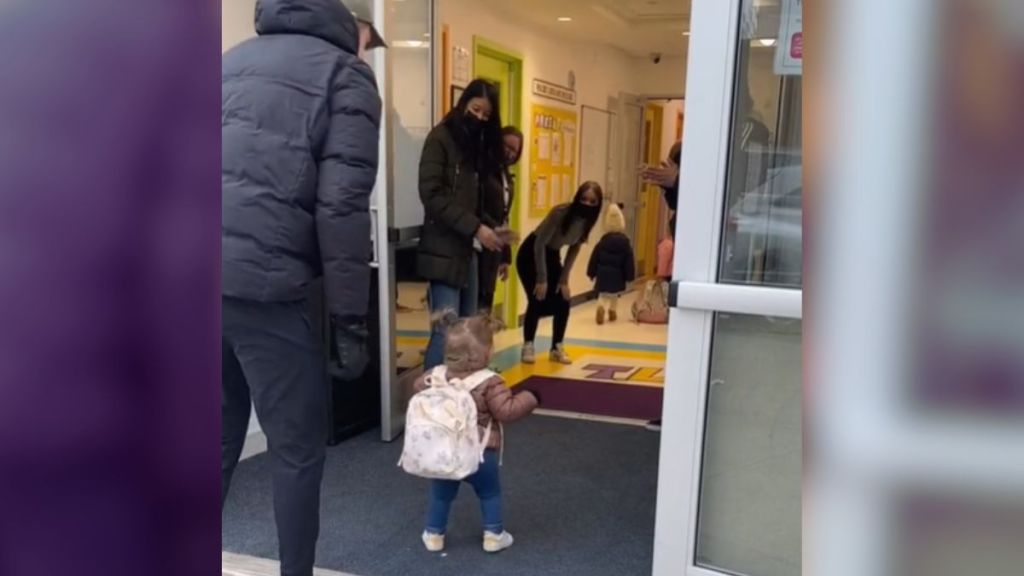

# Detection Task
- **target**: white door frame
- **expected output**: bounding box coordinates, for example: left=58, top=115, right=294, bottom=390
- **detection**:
left=374, top=0, right=437, bottom=441
left=652, top=0, right=802, bottom=574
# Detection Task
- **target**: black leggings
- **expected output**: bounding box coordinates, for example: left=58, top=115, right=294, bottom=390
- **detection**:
left=516, top=234, right=571, bottom=346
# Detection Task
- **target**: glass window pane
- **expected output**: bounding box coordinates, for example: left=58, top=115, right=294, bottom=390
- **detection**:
left=389, top=0, right=433, bottom=231
left=719, top=0, right=804, bottom=288
left=696, top=314, right=802, bottom=576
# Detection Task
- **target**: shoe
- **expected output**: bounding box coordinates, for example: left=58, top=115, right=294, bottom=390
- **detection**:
left=549, top=344, right=573, bottom=365
left=609, top=309, right=618, bottom=322
left=483, top=530, right=514, bottom=553
left=422, top=531, right=445, bottom=552
left=521, top=343, right=536, bottom=364
left=645, top=419, right=662, bottom=432
left=596, top=306, right=606, bottom=325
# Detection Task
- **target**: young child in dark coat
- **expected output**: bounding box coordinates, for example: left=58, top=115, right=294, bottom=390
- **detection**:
left=587, top=203, right=636, bottom=324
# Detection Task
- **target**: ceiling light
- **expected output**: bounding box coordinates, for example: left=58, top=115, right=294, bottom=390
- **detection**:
left=758, top=38, right=777, bottom=47
left=681, top=31, right=690, bottom=36
left=557, top=17, right=573, bottom=22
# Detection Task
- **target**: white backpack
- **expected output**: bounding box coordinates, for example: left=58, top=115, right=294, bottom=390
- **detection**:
left=398, top=366, right=497, bottom=480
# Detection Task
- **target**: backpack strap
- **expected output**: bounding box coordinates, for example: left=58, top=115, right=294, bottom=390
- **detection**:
left=424, top=366, right=449, bottom=388
left=479, top=419, right=494, bottom=463
left=451, top=368, right=498, bottom=392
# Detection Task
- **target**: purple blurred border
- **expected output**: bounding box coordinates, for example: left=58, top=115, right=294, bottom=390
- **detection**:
left=0, top=1, right=221, bottom=574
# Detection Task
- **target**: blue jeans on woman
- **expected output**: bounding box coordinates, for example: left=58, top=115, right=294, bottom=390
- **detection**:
left=425, top=449, right=503, bottom=535
left=424, top=254, right=478, bottom=370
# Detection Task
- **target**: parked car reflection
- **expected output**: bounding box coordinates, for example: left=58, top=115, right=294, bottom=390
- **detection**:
left=721, top=158, right=802, bottom=288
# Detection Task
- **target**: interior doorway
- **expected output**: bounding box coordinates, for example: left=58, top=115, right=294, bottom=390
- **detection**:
left=639, top=97, right=684, bottom=278
left=473, top=37, right=523, bottom=329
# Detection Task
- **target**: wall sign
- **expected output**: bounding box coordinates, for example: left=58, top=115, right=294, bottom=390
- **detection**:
left=775, top=0, right=803, bottom=75
left=529, top=104, right=578, bottom=217
left=532, top=79, right=577, bottom=105
left=452, top=45, right=471, bottom=85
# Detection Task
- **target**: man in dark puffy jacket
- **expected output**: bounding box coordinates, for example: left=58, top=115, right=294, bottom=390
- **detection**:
left=221, top=1, right=384, bottom=574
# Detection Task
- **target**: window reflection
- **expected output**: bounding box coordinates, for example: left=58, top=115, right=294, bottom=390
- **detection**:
left=719, top=7, right=804, bottom=289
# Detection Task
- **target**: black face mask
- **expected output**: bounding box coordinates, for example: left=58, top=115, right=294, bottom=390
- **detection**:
left=463, top=114, right=484, bottom=139
left=575, top=203, right=601, bottom=222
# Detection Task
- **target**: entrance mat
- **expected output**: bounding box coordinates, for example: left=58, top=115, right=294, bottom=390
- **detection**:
left=517, top=376, right=663, bottom=421
left=223, top=417, right=658, bottom=576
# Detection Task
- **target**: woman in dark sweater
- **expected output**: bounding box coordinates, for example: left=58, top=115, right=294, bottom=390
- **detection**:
left=417, top=79, right=508, bottom=369
left=515, top=182, right=603, bottom=364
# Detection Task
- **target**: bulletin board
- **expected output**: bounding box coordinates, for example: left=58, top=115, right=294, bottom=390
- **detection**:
left=528, top=104, right=578, bottom=218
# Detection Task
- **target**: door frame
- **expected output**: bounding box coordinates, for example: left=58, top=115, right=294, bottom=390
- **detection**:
left=472, top=36, right=523, bottom=328
left=376, top=0, right=437, bottom=442
left=652, top=0, right=802, bottom=574
left=639, top=102, right=664, bottom=278
left=640, top=95, right=685, bottom=245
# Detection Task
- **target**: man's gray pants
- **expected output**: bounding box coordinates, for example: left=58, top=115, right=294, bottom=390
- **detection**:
left=221, top=296, right=327, bottom=576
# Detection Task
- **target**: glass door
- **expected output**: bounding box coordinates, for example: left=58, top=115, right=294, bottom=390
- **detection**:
left=653, top=1, right=803, bottom=575
left=373, top=0, right=437, bottom=441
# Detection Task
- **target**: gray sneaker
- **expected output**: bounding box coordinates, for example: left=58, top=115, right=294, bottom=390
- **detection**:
left=549, top=344, right=573, bottom=365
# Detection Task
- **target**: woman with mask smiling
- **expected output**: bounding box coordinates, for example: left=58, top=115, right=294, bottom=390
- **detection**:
left=478, top=125, right=524, bottom=314
left=418, top=79, right=509, bottom=370
left=516, top=181, right=604, bottom=365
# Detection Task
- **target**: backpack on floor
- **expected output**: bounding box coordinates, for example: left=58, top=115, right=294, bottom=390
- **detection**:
left=632, top=280, right=670, bottom=324
left=398, top=366, right=496, bottom=480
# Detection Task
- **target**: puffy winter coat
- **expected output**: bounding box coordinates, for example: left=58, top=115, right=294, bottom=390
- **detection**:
left=416, top=124, right=504, bottom=288
left=588, top=232, right=636, bottom=294
left=222, top=0, right=381, bottom=319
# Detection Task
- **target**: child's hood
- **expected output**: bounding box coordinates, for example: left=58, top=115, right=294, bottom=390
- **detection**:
left=603, top=203, right=627, bottom=233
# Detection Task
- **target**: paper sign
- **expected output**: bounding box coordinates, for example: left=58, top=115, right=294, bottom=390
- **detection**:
left=536, top=133, right=551, bottom=161
left=775, top=0, right=803, bottom=75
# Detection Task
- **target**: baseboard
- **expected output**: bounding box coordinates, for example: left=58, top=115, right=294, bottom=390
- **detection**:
left=240, top=430, right=268, bottom=460
left=515, top=290, right=597, bottom=327
left=570, top=289, right=597, bottom=307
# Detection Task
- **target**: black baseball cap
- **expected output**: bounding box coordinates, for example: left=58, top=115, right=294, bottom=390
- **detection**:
left=346, top=0, right=387, bottom=49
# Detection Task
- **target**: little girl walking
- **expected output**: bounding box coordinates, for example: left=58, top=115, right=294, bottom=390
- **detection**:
left=411, top=313, right=540, bottom=553
left=587, top=203, right=636, bottom=324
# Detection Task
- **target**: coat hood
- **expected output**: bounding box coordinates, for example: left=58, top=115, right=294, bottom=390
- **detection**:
left=604, top=203, right=627, bottom=234
left=255, top=0, right=359, bottom=54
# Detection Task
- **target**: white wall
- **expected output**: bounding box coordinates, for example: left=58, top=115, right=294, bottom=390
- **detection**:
left=222, top=0, right=257, bottom=53
left=630, top=55, right=689, bottom=97
left=658, top=99, right=685, bottom=162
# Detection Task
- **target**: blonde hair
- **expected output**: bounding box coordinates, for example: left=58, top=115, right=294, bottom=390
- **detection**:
left=604, top=203, right=626, bottom=234
left=432, top=311, right=504, bottom=374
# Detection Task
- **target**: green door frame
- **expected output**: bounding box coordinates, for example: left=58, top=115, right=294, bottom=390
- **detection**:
left=473, top=37, right=524, bottom=328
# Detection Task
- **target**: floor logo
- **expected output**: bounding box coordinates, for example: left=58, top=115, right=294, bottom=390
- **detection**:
left=556, top=356, right=666, bottom=386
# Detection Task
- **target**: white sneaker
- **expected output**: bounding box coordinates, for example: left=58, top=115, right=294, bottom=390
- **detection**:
left=422, top=531, right=445, bottom=552
left=521, top=343, right=536, bottom=364
left=483, top=530, right=514, bottom=553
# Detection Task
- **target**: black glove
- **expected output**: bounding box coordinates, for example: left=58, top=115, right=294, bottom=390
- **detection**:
left=333, top=316, right=369, bottom=381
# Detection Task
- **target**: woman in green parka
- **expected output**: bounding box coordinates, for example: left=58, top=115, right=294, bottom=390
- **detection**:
left=417, top=79, right=508, bottom=369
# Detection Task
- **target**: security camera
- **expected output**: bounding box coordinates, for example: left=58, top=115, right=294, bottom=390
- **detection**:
left=651, top=52, right=663, bottom=64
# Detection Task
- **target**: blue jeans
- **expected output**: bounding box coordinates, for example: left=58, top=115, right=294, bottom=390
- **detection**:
left=426, top=450, right=503, bottom=535
left=424, top=254, right=478, bottom=370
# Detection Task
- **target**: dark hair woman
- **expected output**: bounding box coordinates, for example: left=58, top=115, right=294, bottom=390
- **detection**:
left=478, top=125, right=524, bottom=312
left=417, top=79, right=509, bottom=370
left=515, top=181, right=604, bottom=365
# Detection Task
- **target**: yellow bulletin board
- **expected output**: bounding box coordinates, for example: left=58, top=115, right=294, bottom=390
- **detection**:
left=528, top=104, right=578, bottom=218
